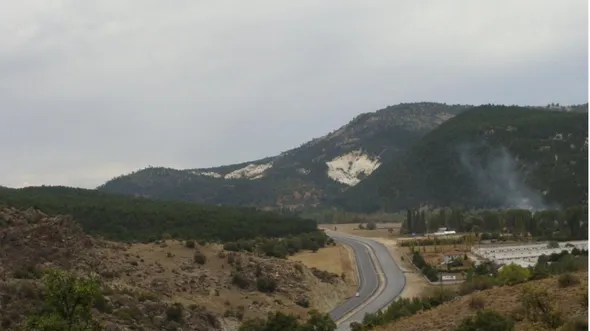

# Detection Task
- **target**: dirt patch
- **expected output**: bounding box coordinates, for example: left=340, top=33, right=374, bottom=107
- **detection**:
left=289, top=243, right=358, bottom=295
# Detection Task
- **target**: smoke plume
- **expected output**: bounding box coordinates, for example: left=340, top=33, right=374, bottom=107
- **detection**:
left=456, top=143, right=550, bottom=211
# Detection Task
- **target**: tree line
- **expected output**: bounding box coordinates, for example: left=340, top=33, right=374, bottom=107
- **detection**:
left=223, top=231, right=332, bottom=258
left=401, top=205, right=588, bottom=240
left=0, top=186, right=319, bottom=242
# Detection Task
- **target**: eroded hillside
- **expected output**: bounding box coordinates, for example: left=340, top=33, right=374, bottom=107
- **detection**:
left=0, top=207, right=355, bottom=330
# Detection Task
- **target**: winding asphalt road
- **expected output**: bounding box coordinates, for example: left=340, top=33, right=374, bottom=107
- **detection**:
left=326, top=230, right=406, bottom=331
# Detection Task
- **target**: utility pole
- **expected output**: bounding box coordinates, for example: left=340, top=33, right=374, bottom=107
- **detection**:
left=439, top=270, right=443, bottom=295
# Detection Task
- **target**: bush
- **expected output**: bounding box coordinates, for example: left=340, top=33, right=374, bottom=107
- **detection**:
left=194, top=251, right=207, bottom=265
left=165, top=303, right=184, bottom=323
left=459, top=276, right=498, bottom=295
left=256, top=277, right=277, bottom=293
left=92, top=292, right=112, bottom=313
left=558, top=273, right=580, bottom=288
left=454, top=309, right=514, bottom=331
left=468, top=295, right=485, bottom=310
left=365, top=222, right=377, bottom=230
left=295, top=297, right=310, bottom=308
left=520, top=286, right=563, bottom=329
left=185, top=240, right=196, bottom=248
left=25, top=269, right=102, bottom=330
left=357, top=289, right=454, bottom=330
left=497, top=264, right=530, bottom=285
left=232, top=272, right=251, bottom=289
left=560, top=316, right=588, bottom=331
left=13, top=264, right=43, bottom=279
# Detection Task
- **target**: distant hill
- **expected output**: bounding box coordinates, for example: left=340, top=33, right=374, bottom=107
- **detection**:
left=337, top=105, right=589, bottom=212
left=98, top=102, right=472, bottom=209
left=0, top=186, right=317, bottom=242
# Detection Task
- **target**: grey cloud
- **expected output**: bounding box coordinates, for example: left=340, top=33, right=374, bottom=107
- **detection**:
left=0, top=0, right=587, bottom=188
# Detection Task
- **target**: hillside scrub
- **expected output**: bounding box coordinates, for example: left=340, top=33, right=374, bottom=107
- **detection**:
left=0, top=186, right=318, bottom=242
left=375, top=271, right=587, bottom=331
left=238, top=310, right=336, bottom=331
left=0, top=206, right=355, bottom=330
left=351, top=288, right=456, bottom=330
left=366, top=249, right=588, bottom=330
left=453, top=309, right=515, bottom=331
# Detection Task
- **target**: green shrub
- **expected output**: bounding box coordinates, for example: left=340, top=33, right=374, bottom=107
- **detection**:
left=165, top=303, right=184, bottom=323
left=558, top=273, right=580, bottom=288
left=13, top=264, right=42, bottom=279
left=295, top=297, right=310, bottom=308
left=468, top=295, right=485, bottom=310
left=256, top=277, right=277, bottom=293
left=559, top=316, right=588, bottom=331
left=194, top=252, right=207, bottom=265
left=454, top=309, right=514, bottom=331
left=232, top=272, right=251, bottom=289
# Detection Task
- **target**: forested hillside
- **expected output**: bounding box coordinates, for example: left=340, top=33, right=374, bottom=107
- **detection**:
left=98, top=103, right=471, bottom=209
left=0, top=186, right=317, bottom=242
left=337, top=105, right=588, bottom=212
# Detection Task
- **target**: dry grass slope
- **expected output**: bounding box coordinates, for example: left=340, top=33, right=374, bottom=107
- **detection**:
left=0, top=207, right=353, bottom=330
left=377, top=272, right=588, bottom=331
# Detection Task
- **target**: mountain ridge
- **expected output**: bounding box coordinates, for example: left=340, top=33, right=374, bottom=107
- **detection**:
left=98, top=102, right=473, bottom=208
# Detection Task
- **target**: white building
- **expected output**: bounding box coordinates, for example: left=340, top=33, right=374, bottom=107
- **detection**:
left=471, top=240, right=587, bottom=268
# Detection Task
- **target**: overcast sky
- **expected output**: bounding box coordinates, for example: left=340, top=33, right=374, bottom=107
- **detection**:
left=1, top=1, right=587, bottom=189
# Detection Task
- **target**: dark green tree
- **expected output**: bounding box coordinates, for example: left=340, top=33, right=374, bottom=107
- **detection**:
left=25, top=269, right=102, bottom=331
left=454, top=309, right=514, bottom=331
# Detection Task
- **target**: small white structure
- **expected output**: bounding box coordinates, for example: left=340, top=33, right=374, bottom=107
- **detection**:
left=432, top=230, right=457, bottom=236
left=443, top=251, right=464, bottom=264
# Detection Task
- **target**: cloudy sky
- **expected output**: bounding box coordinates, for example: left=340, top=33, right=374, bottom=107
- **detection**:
left=1, top=1, right=587, bottom=189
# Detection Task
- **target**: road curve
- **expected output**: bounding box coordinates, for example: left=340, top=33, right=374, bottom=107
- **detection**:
left=326, top=230, right=406, bottom=331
